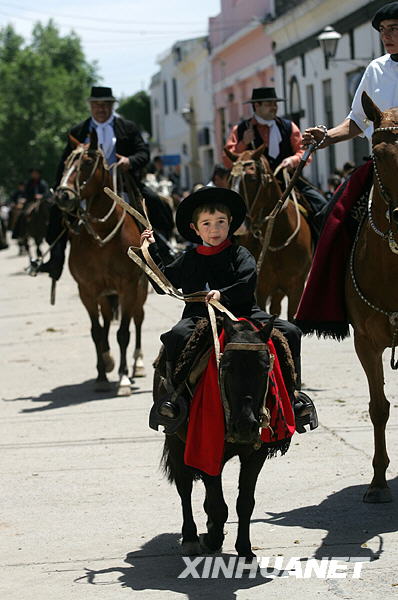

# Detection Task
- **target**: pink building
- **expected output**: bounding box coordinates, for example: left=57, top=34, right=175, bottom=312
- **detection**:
left=209, top=0, right=275, bottom=160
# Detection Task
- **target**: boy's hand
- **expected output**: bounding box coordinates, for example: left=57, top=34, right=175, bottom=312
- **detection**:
left=206, top=290, right=221, bottom=303
left=140, top=229, right=155, bottom=245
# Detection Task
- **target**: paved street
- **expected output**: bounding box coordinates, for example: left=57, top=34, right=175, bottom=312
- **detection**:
left=1, top=241, right=398, bottom=600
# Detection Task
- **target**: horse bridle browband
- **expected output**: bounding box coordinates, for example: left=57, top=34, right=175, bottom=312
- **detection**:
left=350, top=124, right=398, bottom=369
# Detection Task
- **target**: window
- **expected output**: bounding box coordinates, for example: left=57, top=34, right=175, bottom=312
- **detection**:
left=322, top=79, right=336, bottom=173
left=172, top=78, right=178, bottom=112
left=163, top=81, right=169, bottom=115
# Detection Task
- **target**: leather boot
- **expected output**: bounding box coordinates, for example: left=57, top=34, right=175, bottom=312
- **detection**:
left=158, top=361, right=180, bottom=419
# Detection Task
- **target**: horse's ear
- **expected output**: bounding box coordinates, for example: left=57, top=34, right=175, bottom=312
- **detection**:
left=258, top=316, right=276, bottom=343
left=88, top=128, right=98, bottom=151
left=362, top=91, right=383, bottom=125
left=251, top=143, right=267, bottom=161
left=68, top=134, right=80, bottom=148
left=224, top=147, right=239, bottom=163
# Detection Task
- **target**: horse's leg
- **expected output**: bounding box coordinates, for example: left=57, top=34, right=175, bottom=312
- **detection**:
left=79, top=286, right=110, bottom=390
left=269, top=289, right=284, bottom=317
left=200, top=473, right=228, bottom=553
left=286, top=279, right=306, bottom=321
left=166, top=436, right=200, bottom=555
left=235, top=449, right=267, bottom=557
left=99, top=297, right=115, bottom=374
left=354, top=332, right=392, bottom=503
left=116, top=308, right=132, bottom=395
left=132, top=276, right=147, bottom=378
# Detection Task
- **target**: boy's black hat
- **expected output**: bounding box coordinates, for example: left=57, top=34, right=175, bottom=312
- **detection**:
left=175, top=186, right=246, bottom=243
left=372, top=2, right=398, bottom=30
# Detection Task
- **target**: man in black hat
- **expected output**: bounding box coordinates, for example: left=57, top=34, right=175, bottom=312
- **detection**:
left=224, top=87, right=328, bottom=239
left=39, top=86, right=173, bottom=279
left=303, top=2, right=398, bottom=147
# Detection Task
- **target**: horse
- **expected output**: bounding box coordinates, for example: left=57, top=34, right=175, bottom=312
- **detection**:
left=158, top=316, right=294, bottom=558
left=224, top=146, right=313, bottom=320
left=54, top=130, right=148, bottom=395
left=346, top=91, right=398, bottom=503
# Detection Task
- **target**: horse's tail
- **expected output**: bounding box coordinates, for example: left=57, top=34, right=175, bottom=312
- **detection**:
left=161, top=435, right=196, bottom=483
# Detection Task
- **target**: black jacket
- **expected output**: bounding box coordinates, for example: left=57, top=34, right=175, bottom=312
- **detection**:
left=149, top=242, right=259, bottom=319
left=55, top=116, right=149, bottom=185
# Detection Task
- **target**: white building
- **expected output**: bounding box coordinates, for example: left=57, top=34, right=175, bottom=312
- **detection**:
left=149, top=37, right=216, bottom=189
left=266, top=0, right=386, bottom=188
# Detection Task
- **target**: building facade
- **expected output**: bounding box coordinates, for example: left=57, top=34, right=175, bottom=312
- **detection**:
left=267, top=0, right=386, bottom=187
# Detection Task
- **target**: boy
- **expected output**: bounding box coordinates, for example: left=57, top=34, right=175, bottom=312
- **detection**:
left=141, top=186, right=317, bottom=432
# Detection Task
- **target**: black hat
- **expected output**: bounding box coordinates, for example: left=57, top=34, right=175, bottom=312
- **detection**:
left=87, top=86, right=117, bottom=102
left=243, top=87, right=284, bottom=104
left=175, top=186, right=246, bottom=243
left=372, top=2, right=398, bottom=30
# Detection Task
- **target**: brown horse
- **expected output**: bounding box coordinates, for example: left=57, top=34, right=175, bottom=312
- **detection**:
left=54, top=131, right=147, bottom=394
left=224, top=146, right=313, bottom=320
left=346, top=91, right=398, bottom=503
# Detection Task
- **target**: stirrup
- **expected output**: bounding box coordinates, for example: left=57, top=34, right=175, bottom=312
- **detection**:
left=294, top=391, right=318, bottom=434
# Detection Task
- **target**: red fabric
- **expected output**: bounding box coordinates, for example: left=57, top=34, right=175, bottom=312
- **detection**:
left=184, top=323, right=295, bottom=476
left=295, top=161, right=372, bottom=328
left=195, top=239, right=232, bottom=255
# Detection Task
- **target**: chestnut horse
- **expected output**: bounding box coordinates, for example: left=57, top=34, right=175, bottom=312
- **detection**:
left=346, top=92, right=398, bottom=503
left=224, top=146, right=313, bottom=320
left=54, top=131, right=147, bottom=394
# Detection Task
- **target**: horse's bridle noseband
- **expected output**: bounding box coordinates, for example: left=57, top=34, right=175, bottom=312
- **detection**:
left=220, top=340, right=275, bottom=449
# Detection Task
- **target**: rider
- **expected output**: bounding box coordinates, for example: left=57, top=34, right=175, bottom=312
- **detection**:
left=12, top=169, right=49, bottom=244
left=223, top=87, right=328, bottom=240
left=141, top=186, right=318, bottom=433
left=38, top=86, right=173, bottom=280
left=296, top=2, right=398, bottom=335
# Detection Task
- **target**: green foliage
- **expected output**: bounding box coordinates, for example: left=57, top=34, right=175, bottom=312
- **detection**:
left=118, top=91, right=151, bottom=135
left=0, top=21, right=98, bottom=192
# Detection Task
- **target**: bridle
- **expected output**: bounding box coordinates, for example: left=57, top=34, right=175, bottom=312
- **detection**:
left=229, top=155, right=301, bottom=252
left=219, top=339, right=275, bottom=449
left=56, top=145, right=126, bottom=247
left=350, top=124, right=398, bottom=369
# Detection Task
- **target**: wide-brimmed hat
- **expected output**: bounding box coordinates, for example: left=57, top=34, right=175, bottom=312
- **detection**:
left=372, top=2, right=398, bottom=29
left=243, top=87, right=284, bottom=104
left=175, top=186, right=246, bottom=243
left=87, top=86, right=117, bottom=102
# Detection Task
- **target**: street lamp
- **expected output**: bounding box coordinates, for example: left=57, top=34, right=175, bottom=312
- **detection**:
left=317, top=26, right=341, bottom=68
left=317, top=25, right=372, bottom=68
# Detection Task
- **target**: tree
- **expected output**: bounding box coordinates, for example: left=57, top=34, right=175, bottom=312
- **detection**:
left=118, top=91, right=151, bottom=135
left=0, top=21, right=98, bottom=192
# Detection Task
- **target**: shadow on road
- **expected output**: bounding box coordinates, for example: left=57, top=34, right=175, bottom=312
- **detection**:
left=4, top=380, right=151, bottom=413
left=259, top=476, right=398, bottom=561
left=75, top=533, right=276, bottom=599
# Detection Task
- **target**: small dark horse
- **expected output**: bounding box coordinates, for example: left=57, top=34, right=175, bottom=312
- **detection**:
left=160, top=316, right=283, bottom=558
left=11, top=196, right=50, bottom=258
left=346, top=92, right=398, bottom=502
left=54, top=131, right=147, bottom=394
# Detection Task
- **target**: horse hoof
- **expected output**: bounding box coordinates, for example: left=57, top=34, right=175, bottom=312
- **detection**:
left=199, top=533, right=222, bottom=554
left=94, top=379, right=112, bottom=393
left=181, top=541, right=202, bottom=556
left=117, top=375, right=132, bottom=396
left=102, top=351, right=115, bottom=373
left=363, top=486, right=392, bottom=503
left=133, top=364, right=146, bottom=378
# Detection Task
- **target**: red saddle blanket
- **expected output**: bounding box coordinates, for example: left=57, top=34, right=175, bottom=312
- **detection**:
left=184, top=325, right=295, bottom=476
left=295, top=161, right=373, bottom=339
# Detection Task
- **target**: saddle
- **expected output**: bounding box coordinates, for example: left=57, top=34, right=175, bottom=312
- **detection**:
left=150, top=318, right=296, bottom=435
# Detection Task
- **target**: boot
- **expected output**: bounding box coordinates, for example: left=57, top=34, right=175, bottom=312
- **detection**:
left=158, top=361, right=180, bottom=419
left=32, top=239, right=66, bottom=280
left=294, top=391, right=318, bottom=433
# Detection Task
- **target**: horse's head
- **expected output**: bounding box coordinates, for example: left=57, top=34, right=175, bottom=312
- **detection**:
left=220, top=316, right=274, bottom=445
left=54, top=129, right=109, bottom=214
left=363, top=91, right=398, bottom=227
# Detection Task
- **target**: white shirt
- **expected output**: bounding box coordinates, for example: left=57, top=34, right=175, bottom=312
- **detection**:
left=253, top=114, right=282, bottom=158
left=91, top=114, right=116, bottom=163
left=348, top=54, right=398, bottom=139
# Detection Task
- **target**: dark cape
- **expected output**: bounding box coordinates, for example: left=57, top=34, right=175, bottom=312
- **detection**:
left=294, top=161, right=373, bottom=339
